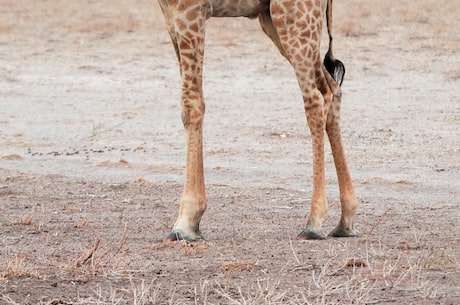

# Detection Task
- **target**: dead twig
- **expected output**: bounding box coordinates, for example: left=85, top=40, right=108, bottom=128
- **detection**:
left=365, top=207, right=392, bottom=241
left=99, top=223, right=129, bottom=265
left=76, top=237, right=100, bottom=267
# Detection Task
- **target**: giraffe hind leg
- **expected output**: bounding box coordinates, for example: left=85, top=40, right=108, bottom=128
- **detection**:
left=265, top=0, right=330, bottom=240
left=322, top=66, right=359, bottom=238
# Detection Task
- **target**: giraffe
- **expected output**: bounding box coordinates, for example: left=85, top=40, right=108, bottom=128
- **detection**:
left=159, top=0, right=359, bottom=241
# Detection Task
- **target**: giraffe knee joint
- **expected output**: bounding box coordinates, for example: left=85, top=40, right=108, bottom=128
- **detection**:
left=181, top=98, right=205, bottom=129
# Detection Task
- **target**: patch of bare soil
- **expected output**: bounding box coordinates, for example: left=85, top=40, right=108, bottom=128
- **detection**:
left=1, top=0, right=459, bottom=304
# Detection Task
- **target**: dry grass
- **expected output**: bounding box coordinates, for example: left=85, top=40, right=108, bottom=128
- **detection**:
left=9, top=213, right=35, bottom=226
left=74, top=225, right=130, bottom=276
left=0, top=154, right=22, bottom=160
left=221, top=259, right=257, bottom=277
left=93, top=158, right=130, bottom=167
left=2, top=175, right=457, bottom=304
left=153, top=240, right=214, bottom=256
left=345, top=257, right=367, bottom=268
left=179, top=240, right=212, bottom=256
left=1, top=256, right=28, bottom=280
left=8, top=206, right=47, bottom=233
left=0, top=255, right=41, bottom=281
left=1, top=225, right=457, bottom=304
left=0, top=0, right=458, bottom=303
left=74, top=218, right=89, bottom=228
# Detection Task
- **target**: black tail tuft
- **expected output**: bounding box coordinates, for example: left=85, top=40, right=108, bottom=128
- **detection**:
left=323, top=52, right=345, bottom=86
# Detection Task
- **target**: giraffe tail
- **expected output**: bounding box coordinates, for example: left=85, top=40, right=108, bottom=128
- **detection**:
left=323, top=0, right=345, bottom=86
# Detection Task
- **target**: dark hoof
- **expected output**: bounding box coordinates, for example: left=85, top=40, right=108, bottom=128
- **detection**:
left=164, top=230, right=204, bottom=242
left=328, top=226, right=360, bottom=238
left=164, top=231, right=180, bottom=242
left=297, top=229, right=327, bottom=240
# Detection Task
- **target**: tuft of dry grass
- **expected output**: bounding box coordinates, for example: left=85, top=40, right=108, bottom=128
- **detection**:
left=93, top=158, right=130, bottom=167
left=155, top=239, right=214, bottom=256
left=9, top=213, right=35, bottom=226
left=1, top=256, right=28, bottom=280
left=417, top=249, right=458, bottom=269
left=74, top=218, right=89, bottom=228
left=74, top=225, right=129, bottom=276
left=395, top=179, right=415, bottom=184
left=0, top=154, right=22, bottom=160
left=0, top=255, right=41, bottom=281
left=345, top=258, right=368, bottom=268
left=179, top=240, right=212, bottom=256
left=221, top=259, right=256, bottom=276
left=213, top=279, right=288, bottom=305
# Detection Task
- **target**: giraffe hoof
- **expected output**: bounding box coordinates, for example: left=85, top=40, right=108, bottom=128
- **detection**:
left=328, top=226, right=360, bottom=238
left=164, top=230, right=204, bottom=242
left=296, top=229, right=327, bottom=240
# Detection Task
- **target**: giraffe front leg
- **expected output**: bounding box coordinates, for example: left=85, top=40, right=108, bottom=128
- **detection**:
left=162, top=2, right=208, bottom=242
left=165, top=87, right=207, bottom=242
left=165, top=112, right=206, bottom=241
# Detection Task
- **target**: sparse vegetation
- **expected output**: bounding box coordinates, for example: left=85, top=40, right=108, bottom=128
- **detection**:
left=0, top=255, right=41, bottom=281
left=9, top=214, right=35, bottom=226
left=89, top=121, right=124, bottom=138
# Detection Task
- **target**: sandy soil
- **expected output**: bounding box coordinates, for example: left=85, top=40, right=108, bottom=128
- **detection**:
left=0, top=0, right=459, bottom=304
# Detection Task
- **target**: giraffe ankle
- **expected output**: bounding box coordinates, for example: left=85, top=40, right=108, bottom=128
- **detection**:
left=328, top=220, right=359, bottom=238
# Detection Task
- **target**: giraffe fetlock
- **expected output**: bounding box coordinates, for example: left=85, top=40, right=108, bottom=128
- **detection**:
left=298, top=194, right=329, bottom=240
left=297, top=219, right=327, bottom=240
left=165, top=229, right=204, bottom=242
left=165, top=195, right=206, bottom=241
left=329, top=218, right=359, bottom=238
left=329, top=196, right=359, bottom=238
left=165, top=218, right=205, bottom=242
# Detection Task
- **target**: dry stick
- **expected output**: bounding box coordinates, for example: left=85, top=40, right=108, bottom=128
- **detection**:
left=364, top=207, right=393, bottom=242
left=101, top=223, right=129, bottom=265
left=289, top=238, right=301, bottom=265
left=76, top=237, right=100, bottom=267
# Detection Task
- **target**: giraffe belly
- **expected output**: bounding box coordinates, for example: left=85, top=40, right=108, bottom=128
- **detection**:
left=210, top=0, right=269, bottom=18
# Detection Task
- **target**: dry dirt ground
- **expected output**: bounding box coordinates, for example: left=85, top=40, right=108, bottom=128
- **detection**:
left=0, top=0, right=459, bottom=304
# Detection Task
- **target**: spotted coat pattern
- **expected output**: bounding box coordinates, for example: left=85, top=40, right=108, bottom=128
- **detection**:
left=159, top=0, right=359, bottom=241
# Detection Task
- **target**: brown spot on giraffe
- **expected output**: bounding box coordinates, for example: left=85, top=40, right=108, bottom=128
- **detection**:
left=189, top=22, right=199, bottom=33
left=159, top=0, right=359, bottom=242
left=186, top=9, right=199, bottom=20
left=175, top=19, right=187, bottom=31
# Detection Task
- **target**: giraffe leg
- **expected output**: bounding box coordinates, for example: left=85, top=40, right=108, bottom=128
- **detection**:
left=160, top=0, right=207, bottom=241
left=322, top=68, right=359, bottom=237
left=258, top=11, right=287, bottom=59
left=265, top=1, right=329, bottom=240
left=297, top=87, right=328, bottom=240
